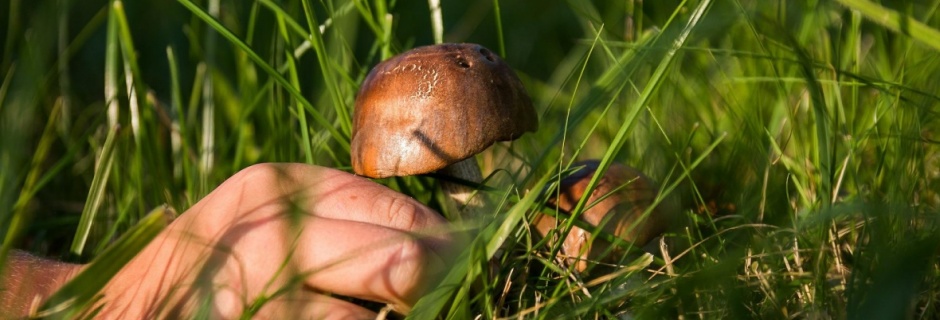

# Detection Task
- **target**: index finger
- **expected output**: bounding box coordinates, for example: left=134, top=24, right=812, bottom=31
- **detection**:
left=266, top=164, right=464, bottom=261
left=308, top=165, right=448, bottom=232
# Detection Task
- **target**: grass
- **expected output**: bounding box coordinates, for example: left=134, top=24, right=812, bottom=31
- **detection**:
left=2, top=0, right=940, bottom=318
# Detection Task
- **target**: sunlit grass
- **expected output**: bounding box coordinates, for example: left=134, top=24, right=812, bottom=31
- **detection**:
left=2, top=0, right=939, bottom=318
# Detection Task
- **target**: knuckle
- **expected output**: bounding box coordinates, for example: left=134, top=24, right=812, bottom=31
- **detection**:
left=373, top=194, right=424, bottom=231
left=395, top=236, right=430, bottom=266
left=389, top=235, right=435, bottom=297
left=234, top=163, right=283, bottom=185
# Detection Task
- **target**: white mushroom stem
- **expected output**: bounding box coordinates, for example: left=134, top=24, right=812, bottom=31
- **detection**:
left=440, top=158, right=504, bottom=280
left=438, top=158, right=489, bottom=220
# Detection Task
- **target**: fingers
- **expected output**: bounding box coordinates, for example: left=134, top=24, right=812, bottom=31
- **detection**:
left=211, top=163, right=458, bottom=257
left=180, top=163, right=456, bottom=314
left=291, top=216, right=446, bottom=312
left=300, top=165, right=459, bottom=257
left=209, top=214, right=444, bottom=314
left=251, top=290, right=377, bottom=320
left=208, top=163, right=449, bottom=233
left=280, top=163, right=450, bottom=232
left=312, top=168, right=442, bottom=228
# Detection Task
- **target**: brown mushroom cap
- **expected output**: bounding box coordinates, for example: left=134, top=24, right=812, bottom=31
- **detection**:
left=534, top=160, right=677, bottom=272
left=351, top=43, right=538, bottom=178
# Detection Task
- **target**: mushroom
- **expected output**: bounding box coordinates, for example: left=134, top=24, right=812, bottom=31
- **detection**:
left=534, top=160, right=677, bottom=272
left=351, top=43, right=538, bottom=218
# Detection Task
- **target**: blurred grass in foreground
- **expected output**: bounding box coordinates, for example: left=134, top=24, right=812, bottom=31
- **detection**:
left=2, top=0, right=940, bottom=318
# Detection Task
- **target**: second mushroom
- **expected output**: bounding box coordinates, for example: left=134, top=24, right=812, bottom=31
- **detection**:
left=534, top=160, right=678, bottom=273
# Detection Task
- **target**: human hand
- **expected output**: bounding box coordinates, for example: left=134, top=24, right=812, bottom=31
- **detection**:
left=92, top=163, right=457, bottom=318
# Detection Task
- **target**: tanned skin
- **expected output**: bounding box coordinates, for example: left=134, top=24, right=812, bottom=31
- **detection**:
left=0, top=163, right=459, bottom=319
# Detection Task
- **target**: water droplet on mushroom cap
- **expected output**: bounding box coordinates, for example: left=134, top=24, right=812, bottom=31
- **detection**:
left=351, top=43, right=538, bottom=178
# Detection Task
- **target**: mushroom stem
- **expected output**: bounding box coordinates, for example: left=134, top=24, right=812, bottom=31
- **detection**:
left=438, top=158, right=489, bottom=219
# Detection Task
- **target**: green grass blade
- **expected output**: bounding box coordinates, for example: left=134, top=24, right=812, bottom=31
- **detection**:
left=300, top=0, right=353, bottom=138
left=112, top=0, right=154, bottom=221
left=276, top=13, right=313, bottom=164
left=198, top=0, right=219, bottom=197
left=111, top=0, right=146, bottom=141
left=377, top=0, right=393, bottom=59
left=166, top=46, right=194, bottom=196
left=835, top=0, right=940, bottom=52
left=428, top=0, right=443, bottom=44
left=104, top=3, right=119, bottom=128
left=492, top=0, right=506, bottom=57
left=69, top=126, right=119, bottom=257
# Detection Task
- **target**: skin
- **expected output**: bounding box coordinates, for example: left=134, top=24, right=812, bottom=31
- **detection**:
left=1, top=163, right=460, bottom=319
left=0, top=250, right=81, bottom=317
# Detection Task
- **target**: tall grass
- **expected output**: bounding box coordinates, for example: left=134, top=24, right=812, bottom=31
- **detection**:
left=1, top=0, right=939, bottom=318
